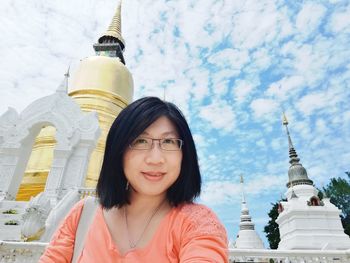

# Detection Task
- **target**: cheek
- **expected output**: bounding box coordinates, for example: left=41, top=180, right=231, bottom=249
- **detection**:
left=123, top=151, right=136, bottom=174
left=174, top=153, right=183, bottom=173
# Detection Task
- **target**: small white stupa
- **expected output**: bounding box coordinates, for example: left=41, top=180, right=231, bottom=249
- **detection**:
left=233, top=175, right=265, bottom=249
left=276, top=114, right=350, bottom=250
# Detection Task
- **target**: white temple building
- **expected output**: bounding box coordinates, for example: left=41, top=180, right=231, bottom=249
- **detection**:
left=0, top=1, right=132, bottom=244
left=232, top=176, right=264, bottom=249
left=276, top=114, right=350, bottom=250
left=0, top=71, right=101, bottom=242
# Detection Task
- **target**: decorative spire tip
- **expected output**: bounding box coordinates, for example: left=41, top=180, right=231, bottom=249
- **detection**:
left=282, top=112, right=288, bottom=126
left=64, top=65, right=70, bottom=78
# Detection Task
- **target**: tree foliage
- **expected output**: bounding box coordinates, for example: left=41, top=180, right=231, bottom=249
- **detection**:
left=322, top=172, right=350, bottom=235
left=263, top=202, right=280, bottom=249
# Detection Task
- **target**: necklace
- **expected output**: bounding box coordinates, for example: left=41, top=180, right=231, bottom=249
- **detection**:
left=124, top=200, right=165, bottom=249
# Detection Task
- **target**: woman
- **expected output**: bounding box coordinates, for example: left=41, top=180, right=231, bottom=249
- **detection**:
left=40, top=97, right=228, bottom=262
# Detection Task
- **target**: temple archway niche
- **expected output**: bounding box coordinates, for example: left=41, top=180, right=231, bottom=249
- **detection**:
left=16, top=125, right=57, bottom=201
left=0, top=88, right=101, bottom=204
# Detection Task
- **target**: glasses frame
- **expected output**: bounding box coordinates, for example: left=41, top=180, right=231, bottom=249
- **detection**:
left=129, top=137, right=183, bottom=151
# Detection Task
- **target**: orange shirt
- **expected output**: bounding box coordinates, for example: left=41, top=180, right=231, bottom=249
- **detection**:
left=39, top=199, right=228, bottom=262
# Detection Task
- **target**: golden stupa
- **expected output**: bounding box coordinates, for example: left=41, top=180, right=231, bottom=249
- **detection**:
left=16, top=2, right=133, bottom=200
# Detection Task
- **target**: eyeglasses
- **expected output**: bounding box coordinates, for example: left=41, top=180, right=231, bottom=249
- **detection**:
left=129, top=137, right=183, bottom=151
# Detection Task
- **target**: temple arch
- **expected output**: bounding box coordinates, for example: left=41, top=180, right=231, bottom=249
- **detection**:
left=0, top=89, right=100, bottom=203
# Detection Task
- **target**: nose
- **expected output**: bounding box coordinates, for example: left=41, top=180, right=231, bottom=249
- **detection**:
left=145, top=141, right=165, bottom=165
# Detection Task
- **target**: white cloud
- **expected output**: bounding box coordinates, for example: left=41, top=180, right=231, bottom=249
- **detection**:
left=231, top=1, right=282, bottom=49
left=246, top=175, right=286, bottom=195
left=328, top=6, right=350, bottom=34
left=292, top=119, right=313, bottom=142
left=344, top=111, right=350, bottom=138
left=177, top=1, right=218, bottom=48
left=247, top=48, right=272, bottom=73
left=296, top=92, right=328, bottom=116
left=267, top=76, right=305, bottom=101
left=295, top=3, right=326, bottom=38
left=271, top=137, right=285, bottom=151
left=201, top=181, right=241, bottom=206
left=250, top=98, right=279, bottom=119
left=256, top=139, right=267, bottom=148
left=266, top=160, right=287, bottom=175
left=202, top=174, right=285, bottom=205
left=214, top=78, right=230, bottom=97
left=199, top=100, right=236, bottom=133
left=315, top=118, right=330, bottom=136
left=233, top=79, right=256, bottom=104
left=193, top=133, right=207, bottom=148
left=207, top=48, right=249, bottom=70
left=186, top=68, right=210, bottom=102
left=251, top=217, right=269, bottom=225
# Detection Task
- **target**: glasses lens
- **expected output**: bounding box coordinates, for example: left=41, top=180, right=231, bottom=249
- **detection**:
left=130, top=137, right=183, bottom=151
left=130, top=138, right=151, bottom=149
left=160, top=138, right=182, bottom=151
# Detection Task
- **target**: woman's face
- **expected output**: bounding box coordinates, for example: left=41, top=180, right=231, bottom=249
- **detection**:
left=123, top=116, right=183, bottom=199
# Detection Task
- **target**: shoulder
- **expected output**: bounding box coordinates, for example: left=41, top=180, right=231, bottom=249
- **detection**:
left=54, top=198, right=86, bottom=235
left=176, top=203, right=227, bottom=239
left=178, top=203, right=217, bottom=220
left=66, top=197, right=100, bottom=227
left=71, top=198, right=86, bottom=214
left=170, top=203, right=229, bottom=262
left=38, top=199, right=87, bottom=263
left=62, top=198, right=86, bottom=224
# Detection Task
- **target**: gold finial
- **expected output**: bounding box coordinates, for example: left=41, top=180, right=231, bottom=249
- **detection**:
left=57, top=66, right=70, bottom=93
left=99, top=0, right=125, bottom=48
left=282, top=112, right=288, bottom=126
left=64, top=65, right=70, bottom=78
left=64, top=65, right=70, bottom=93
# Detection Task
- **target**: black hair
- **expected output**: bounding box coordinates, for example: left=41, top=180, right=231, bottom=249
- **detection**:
left=96, top=96, right=201, bottom=209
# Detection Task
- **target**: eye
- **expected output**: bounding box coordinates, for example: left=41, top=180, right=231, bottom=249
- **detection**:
left=162, top=138, right=177, bottom=144
left=132, top=138, right=149, bottom=145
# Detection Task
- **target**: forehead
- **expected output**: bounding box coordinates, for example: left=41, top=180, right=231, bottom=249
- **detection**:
left=142, top=116, right=179, bottom=136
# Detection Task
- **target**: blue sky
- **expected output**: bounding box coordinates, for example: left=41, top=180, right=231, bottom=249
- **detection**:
left=0, top=0, right=349, bottom=247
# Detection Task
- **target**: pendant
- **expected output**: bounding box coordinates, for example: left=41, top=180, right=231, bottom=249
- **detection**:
left=129, top=242, right=136, bottom=248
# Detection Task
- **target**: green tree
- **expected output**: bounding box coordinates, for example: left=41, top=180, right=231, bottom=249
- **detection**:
left=264, top=202, right=281, bottom=249
left=322, top=172, right=350, bottom=236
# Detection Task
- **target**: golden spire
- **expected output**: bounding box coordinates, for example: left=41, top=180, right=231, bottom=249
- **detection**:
left=282, top=112, right=288, bottom=126
left=98, top=0, right=125, bottom=49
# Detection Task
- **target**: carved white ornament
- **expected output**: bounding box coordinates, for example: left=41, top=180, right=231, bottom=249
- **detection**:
left=21, top=192, right=52, bottom=241
left=0, top=88, right=100, bottom=203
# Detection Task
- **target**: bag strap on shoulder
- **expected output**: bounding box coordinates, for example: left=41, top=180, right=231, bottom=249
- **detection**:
left=71, top=196, right=99, bottom=263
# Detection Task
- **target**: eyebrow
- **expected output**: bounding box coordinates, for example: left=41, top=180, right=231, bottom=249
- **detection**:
left=140, top=131, right=178, bottom=137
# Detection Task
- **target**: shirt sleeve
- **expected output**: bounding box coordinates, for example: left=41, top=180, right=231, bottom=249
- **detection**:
left=38, top=199, right=84, bottom=263
left=178, top=204, right=229, bottom=263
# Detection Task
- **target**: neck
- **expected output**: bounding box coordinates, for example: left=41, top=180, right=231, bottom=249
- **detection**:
left=126, top=191, right=168, bottom=216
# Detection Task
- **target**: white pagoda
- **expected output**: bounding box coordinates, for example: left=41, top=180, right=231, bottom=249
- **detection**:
left=276, top=114, right=350, bottom=250
left=233, top=176, right=264, bottom=249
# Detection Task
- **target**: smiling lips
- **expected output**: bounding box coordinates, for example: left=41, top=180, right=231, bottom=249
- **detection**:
left=141, top=171, right=166, bottom=181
